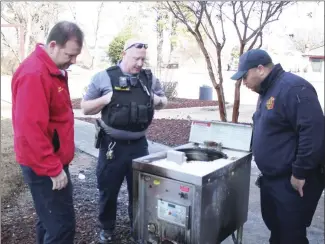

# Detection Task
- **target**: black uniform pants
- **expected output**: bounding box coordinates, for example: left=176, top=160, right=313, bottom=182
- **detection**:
left=20, top=165, right=75, bottom=244
left=260, top=170, right=324, bottom=244
left=96, top=135, right=149, bottom=231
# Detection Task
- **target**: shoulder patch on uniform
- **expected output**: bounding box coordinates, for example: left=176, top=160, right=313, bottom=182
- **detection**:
left=266, top=96, right=275, bottom=110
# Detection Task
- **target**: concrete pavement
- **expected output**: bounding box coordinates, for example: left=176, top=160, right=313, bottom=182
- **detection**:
left=74, top=119, right=171, bottom=157
left=1, top=100, right=12, bottom=119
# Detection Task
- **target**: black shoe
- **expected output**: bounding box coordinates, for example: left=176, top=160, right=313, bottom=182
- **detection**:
left=129, top=236, right=136, bottom=243
left=99, top=229, right=113, bottom=244
left=129, top=226, right=137, bottom=243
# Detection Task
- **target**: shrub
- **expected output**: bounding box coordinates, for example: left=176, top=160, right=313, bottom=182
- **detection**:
left=161, top=81, right=178, bottom=100
left=107, top=28, right=132, bottom=65
left=1, top=52, right=20, bottom=75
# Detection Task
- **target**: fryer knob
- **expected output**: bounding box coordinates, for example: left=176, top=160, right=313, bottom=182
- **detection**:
left=179, top=192, right=188, bottom=199
left=148, top=223, right=157, bottom=233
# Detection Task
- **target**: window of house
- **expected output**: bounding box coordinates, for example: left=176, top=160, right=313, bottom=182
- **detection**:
left=310, top=58, right=324, bottom=72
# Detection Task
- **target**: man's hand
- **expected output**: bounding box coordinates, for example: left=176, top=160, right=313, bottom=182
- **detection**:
left=153, top=94, right=167, bottom=110
left=81, top=91, right=113, bottom=115
left=290, top=175, right=305, bottom=197
left=51, top=170, right=68, bottom=190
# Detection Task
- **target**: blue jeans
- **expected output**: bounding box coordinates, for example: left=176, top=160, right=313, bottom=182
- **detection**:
left=20, top=165, right=75, bottom=244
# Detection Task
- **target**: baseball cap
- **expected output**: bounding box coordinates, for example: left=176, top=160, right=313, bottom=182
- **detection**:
left=123, top=38, right=148, bottom=51
left=230, top=49, right=273, bottom=80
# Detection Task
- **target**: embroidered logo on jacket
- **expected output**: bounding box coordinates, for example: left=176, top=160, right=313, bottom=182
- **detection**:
left=266, top=96, right=275, bottom=110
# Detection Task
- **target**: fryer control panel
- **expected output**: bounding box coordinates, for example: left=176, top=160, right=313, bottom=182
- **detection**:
left=157, top=199, right=188, bottom=227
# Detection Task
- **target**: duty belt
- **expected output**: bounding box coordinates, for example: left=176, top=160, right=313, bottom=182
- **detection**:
left=94, top=118, right=146, bottom=141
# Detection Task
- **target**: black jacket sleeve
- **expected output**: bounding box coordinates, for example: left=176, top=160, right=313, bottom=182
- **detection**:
left=284, top=85, right=324, bottom=179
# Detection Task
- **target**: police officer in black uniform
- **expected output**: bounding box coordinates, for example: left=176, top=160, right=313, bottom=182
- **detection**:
left=231, top=49, right=324, bottom=244
left=81, top=38, right=167, bottom=243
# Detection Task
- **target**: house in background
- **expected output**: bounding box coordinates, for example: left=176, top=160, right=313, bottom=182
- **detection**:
left=302, top=45, right=324, bottom=73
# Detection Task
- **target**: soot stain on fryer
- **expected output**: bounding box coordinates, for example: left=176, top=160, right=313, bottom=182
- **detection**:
left=161, top=223, right=186, bottom=244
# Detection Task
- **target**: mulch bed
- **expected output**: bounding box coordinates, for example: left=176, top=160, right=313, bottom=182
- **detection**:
left=71, top=97, right=220, bottom=110
left=75, top=117, right=192, bottom=147
left=75, top=116, right=253, bottom=147
left=72, top=97, right=222, bottom=147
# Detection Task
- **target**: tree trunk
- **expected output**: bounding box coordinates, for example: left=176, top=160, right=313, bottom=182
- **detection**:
left=168, top=15, right=177, bottom=64
left=90, top=2, right=103, bottom=69
left=156, top=33, right=163, bottom=77
left=239, top=43, right=245, bottom=57
left=24, top=12, right=32, bottom=57
left=231, top=43, right=245, bottom=123
left=156, top=15, right=164, bottom=78
left=232, top=79, right=242, bottom=122
left=216, top=46, right=227, bottom=121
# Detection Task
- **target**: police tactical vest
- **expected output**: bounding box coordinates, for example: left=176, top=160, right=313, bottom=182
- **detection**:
left=101, top=66, right=154, bottom=132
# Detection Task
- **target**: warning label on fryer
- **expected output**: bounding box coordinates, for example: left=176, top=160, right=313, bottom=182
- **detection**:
left=193, top=121, right=211, bottom=127
left=180, top=185, right=190, bottom=192
left=189, top=121, right=213, bottom=143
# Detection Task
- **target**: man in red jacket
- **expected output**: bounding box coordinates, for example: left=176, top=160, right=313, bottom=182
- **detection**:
left=11, top=21, right=84, bottom=244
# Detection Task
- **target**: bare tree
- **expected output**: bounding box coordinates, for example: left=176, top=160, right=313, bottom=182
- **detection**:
left=90, top=2, right=104, bottom=69
left=1, top=29, right=22, bottom=62
left=2, top=2, right=60, bottom=51
left=223, top=1, right=291, bottom=122
left=165, top=1, right=227, bottom=121
left=151, top=3, right=180, bottom=79
left=67, top=3, right=96, bottom=69
left=1, top=2, right=60, bottom=73
left=152, top=3, right=169, bottom=78
left=168, top=14, right=178, bottom=64
left=288, top=27, right=324, bottom=54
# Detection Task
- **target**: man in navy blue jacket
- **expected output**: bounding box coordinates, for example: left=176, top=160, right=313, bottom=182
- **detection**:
left=231, top=49, right=324, bottom=244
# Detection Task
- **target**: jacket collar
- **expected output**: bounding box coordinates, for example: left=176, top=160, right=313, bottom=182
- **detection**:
left=258, top=63, right=284, bottom=95
left=34, top=43, right=65, bottom=77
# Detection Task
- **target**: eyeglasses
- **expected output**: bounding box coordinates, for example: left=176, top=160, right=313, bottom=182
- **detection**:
left=241, top=65, right=260, bottom=80
left=242, top=72, right=248, bottom=80
left=125, top=43, right=148, bottom=51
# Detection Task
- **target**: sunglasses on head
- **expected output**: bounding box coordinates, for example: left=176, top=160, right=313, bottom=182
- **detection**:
left=125, top=43, right=148, bottom=51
